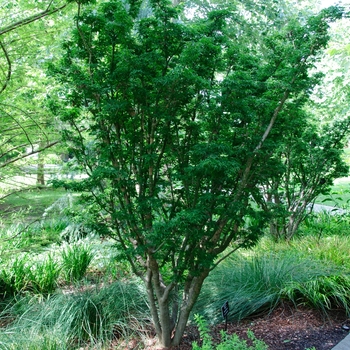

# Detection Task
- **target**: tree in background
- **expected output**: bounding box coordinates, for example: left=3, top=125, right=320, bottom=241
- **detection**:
left=255, top=115, right=350, bottom=241
left=311, top=10, right=350, bottom=124
left=49, top=0, right=342, bottom=347
left=252, top=6, right=350, bottom=241
left=0, top=0, right=70, bottom=199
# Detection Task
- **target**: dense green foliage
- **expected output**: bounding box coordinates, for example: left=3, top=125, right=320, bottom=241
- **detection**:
left=256, top=116, right=350, bottom=241
left=0, top=197, right=349, bottom=348
left=47, top=0, right=346, bottom=346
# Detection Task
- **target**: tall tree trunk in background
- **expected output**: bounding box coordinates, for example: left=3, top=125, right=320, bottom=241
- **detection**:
left=36, top=141, right=45, bottom=186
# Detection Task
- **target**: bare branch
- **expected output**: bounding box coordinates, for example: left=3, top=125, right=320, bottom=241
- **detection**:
left=0, top=40, right=11, bottom=94
left=0, top=3, right=68, bottom=37
left=0, top=140, right=59, bottom=169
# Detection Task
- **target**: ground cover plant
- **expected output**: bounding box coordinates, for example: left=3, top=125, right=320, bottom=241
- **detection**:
left=192, top=314, right=268, bottom=350
left=61, top=242, right=94, bottom=283
left=194, top=248, right=350, bottom=325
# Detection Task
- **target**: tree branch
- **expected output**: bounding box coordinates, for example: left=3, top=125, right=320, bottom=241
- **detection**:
left=0, top=3, right=68, bottom=37
left=0, top=219, right=40, bottom=242
left=0, top=140, right=59, bottom=169
left=0, top=40, right=11, bottom=94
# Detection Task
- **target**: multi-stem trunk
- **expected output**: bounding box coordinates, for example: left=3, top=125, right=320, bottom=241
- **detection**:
left=144, top=254, right=209, bottom=348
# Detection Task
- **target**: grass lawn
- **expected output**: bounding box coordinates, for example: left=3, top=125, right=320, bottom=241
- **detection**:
left=0, top=187, right=71, bottom=224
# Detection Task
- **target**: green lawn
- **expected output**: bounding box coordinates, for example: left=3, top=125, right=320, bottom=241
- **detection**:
left=0, top=187, right=70, bottom=223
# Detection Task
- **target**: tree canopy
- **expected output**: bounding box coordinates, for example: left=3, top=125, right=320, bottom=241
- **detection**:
left=47, top=0, right=345, bottom=347
left=0, top=0, right=72, bottom=198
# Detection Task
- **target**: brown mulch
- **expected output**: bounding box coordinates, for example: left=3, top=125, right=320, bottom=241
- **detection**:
left=172, top=303, right=349, bottom=350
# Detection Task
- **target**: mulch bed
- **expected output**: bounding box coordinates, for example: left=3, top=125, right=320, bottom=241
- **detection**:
left=171, top=303, right=349, bottom=350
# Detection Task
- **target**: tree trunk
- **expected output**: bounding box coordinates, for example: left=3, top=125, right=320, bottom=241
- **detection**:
left=36, top=142, right=45, bottom=186
left=145, top=254, right=210, bottom=348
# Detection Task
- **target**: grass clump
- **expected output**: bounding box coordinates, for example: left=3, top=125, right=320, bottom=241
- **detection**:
left=60, top=242, right=93, bottom=283
left=194, top=250, right=344, bottom=323
left=28, top=254, right=61, bottom=295
left=0, top=279, right=150, bottom=349
left=282, top=274, right=350, bottom=315
left=0, top=254, right=61, bottom=297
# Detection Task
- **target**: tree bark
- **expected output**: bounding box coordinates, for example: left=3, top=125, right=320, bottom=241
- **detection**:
left=145, top=252, right=210, bottom=348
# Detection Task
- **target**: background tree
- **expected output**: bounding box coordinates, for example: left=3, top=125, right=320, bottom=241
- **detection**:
left=311, top=10, right=350, bottom=124
left=49, top=0, right=342, bottom=347
left=0, top=0, right=72, bottom=199
left=253, top=6, right=350, bottom=241
left=255, top=115, right=350, bottom=241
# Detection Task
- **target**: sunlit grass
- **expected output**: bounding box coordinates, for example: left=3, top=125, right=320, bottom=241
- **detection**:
left=61, top=242, right=94, bottom=283
left=0, top=218, right=69, bottom=258
left=194, top=250, right=343, bottom=324
left=0, top=279, right=150, bottom=349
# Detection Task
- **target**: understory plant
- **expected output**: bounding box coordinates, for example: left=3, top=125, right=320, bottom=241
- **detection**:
left=0, top=254, right=60, bottom=296
left=0, top=279, right=150, bottom=349
left=194, top=251, right=346, bottom=323
left=60, top=242, right=93, bottom=283
left=27, top=254, right=61, bottom=294
left=299, top=211, right=350, bottom=238
left=192, top=314, right=268, bottom=350
left=282, top=274, right=350, bottom=315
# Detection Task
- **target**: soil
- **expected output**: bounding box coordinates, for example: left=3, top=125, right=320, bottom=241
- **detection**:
left=114, top=303, right=349, bottom=349
left=170, top=303, right=349, bottom=350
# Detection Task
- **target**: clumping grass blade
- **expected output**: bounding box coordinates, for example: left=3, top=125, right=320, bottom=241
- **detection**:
left=194, top=251, right=344, bottom=323
left=0, top=278, right=150, bottom=349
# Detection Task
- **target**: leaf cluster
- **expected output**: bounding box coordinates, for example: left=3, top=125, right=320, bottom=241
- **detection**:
left=48, top=0, right=342, bottom=287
